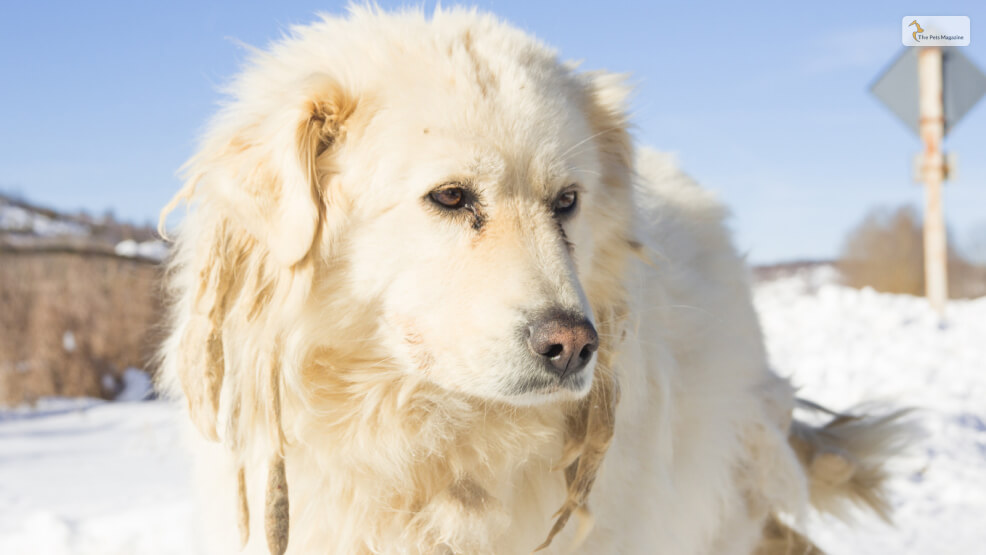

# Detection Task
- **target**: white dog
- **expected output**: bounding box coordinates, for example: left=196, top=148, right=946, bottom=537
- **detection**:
left=159, top=6, right=908, bottom=554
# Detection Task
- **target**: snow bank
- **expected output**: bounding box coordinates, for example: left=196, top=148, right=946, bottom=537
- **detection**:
left=0, top=400, right=198, bottom=555
left=756, top=274, right=986, bottom=554
left=0, top=203, right=89, bottom=237
left=115, top=368, right=155, bottom=402
left=114, top=239, right=170, bottom=261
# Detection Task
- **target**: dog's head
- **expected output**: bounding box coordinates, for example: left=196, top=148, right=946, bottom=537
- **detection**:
left=164, top=9, right=635, bottom=427
left=332, top=40, right=634, bottom=405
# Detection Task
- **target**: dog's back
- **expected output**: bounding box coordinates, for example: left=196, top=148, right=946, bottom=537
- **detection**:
left=606, top=149, right=913, bottom=554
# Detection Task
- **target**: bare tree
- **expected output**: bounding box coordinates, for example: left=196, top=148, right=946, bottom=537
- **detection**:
left=839, top=205, right=986, bottom=299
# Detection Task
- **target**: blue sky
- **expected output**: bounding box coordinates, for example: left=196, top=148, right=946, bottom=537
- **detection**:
left=2, top=0, right=984, bottom=263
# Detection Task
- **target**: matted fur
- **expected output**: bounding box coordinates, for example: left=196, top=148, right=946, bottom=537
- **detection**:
left=159, top=6, right=910, bottom=554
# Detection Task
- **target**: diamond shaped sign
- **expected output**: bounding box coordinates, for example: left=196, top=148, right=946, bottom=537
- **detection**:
left=871, top=47, right=986, bottom=137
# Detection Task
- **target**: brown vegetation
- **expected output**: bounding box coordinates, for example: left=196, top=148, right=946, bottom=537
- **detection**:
left=0, top=249, right=162, bottom=406
left=838, top=205, right=986, bottom=299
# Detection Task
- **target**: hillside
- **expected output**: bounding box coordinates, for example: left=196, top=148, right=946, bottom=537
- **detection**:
left=0, top=193, right=167, bottom=261
left=0, top=194, right=167, bottom=405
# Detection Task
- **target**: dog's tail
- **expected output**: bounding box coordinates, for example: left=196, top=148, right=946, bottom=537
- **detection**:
left=788, top=400, right=916, bottom=523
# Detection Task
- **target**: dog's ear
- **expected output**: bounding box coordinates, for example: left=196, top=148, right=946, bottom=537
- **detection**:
left=162, top=75, right=359, bottom=442
left=185, top=74, right=358, bottom=267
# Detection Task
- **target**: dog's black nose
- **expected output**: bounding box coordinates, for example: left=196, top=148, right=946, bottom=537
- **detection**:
left=527, top=311, right=599, bottom=379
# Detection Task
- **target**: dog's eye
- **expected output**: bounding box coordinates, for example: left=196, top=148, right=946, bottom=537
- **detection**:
left=429, top=187, right=466, bottom=209
left=553, top=190, right=578, bottom=216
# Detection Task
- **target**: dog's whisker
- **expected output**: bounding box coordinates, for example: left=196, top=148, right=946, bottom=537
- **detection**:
left=558, top=126, right=625, bottom=161
left=570, top=168, right=602, bottom=178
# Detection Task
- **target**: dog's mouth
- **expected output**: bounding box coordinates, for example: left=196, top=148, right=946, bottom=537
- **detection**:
left=509, top=364, right=593, bottom=399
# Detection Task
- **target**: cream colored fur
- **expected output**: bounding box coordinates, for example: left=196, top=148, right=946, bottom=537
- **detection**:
left=159, top=6, right=908, bottom=554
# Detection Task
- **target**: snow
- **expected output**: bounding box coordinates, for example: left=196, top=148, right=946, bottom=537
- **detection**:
left=0, top=200, right=167, bottom=260
left=0, top=203, right=89, bottom=237
left=115, top=368, right=155, bottom=402
left=0, top=269, right=983, bottom=553
left=755, top=270, right=986, bottom=554
left=0, top=400, right=197, bottom=555
left=114, top=239, right=170, bottom=261
left=62, top=331, right=77, bottom=353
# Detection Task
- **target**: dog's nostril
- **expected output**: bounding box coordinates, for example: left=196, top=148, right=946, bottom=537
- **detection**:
left=526, top=310, right=599, bottom=379
left=543, top=344, right=564, bottom=358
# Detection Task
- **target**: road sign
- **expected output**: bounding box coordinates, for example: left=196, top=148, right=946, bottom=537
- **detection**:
left=871, top=47, right=986, bottom=137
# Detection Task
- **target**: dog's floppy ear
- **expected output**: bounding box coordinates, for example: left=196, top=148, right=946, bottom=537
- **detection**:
left=183, top=74, right=357, bottom=267
left=162, top=75, right=359, bottom=442
left=161, top=76, right=361, bottom=551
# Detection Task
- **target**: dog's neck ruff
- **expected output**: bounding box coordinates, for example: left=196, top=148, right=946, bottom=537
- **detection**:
left=278, top=353, right=573, bottom=553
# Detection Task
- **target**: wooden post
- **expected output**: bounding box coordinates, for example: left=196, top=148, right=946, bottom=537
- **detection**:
left=917, top=47, right=948, bottom=317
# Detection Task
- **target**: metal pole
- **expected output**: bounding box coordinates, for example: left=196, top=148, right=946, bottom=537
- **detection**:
left=917, top=47, right=948, bottom=317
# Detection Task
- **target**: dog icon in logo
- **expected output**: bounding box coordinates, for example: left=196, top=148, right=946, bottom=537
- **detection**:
left=909, top=20, right=924, bottom=42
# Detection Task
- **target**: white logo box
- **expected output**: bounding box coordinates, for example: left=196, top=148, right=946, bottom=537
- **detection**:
left=902, top=16, right=970, bottom=47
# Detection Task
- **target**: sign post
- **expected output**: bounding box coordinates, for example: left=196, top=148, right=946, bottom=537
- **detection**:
left=917, top=47, right=947, bottom=316
left=872, top=43, right=986, bottom=317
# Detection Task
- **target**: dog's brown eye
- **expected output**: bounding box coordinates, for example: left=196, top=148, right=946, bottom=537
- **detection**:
left=430, top=187, right=465, bottom=209
left=553, top=190, right=578, bottom=216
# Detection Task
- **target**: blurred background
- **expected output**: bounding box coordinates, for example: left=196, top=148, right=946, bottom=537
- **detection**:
left=1, top=2, right=984, bottom=554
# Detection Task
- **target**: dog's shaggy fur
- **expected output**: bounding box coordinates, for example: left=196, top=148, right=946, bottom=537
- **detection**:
left=159, top=7, right=910, bottom=554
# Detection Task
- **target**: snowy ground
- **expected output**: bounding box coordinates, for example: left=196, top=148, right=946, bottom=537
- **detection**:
left=756, top=270, right=986, bottom=554
left=0, top=399, right=197, bottom=555
left=1, top=271, right=983, bottom=554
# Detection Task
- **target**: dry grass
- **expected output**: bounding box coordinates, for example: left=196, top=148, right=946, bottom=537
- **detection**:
left=0, top=249, right=162, bottom=406
left=838, top=205, right=986, bottom=299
